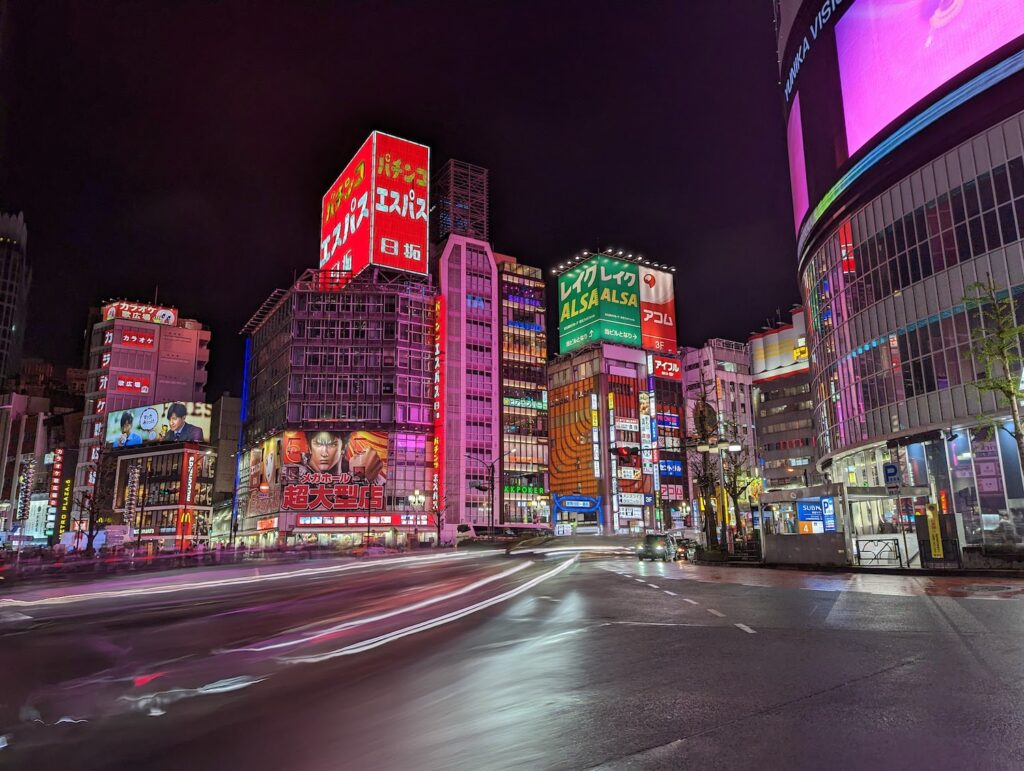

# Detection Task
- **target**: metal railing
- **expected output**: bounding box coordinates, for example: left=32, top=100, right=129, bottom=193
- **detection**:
left=855, top=538, right=903, bottom=567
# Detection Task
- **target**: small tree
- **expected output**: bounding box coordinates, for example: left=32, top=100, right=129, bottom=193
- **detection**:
left=75, top=449, right=117, bottom=555
left=433, top=497, right=448, bottom=547
left=722, top=444, right=755, bottom=535
left=963, top=276, right=1024, bottom=479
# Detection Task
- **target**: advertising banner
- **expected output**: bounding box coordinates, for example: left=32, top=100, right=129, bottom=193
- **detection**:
left=320, top=132, right=429, bottom=292
left=320, top=134, right=374, bottom=291
left=432, top=295, right=445, bottom=517
left=117, top=328, right=156, bottom=349
left=106, top=402, right=212, bottom=448
left=101, top=301, right=178, bottom=325
left=651, top=355, right=681, bottom=381
left=371, top=132, right=429, bottom=275
left=280, top=430, right=389, bottom=513
left=639, top=267, right=677, bottom=353
left=558, top=255, right=641, bottom=353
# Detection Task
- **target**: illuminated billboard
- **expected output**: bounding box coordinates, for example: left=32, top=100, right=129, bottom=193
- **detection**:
left=320, top=131, right=429, bottom=291
left=280, top=430, right=389, bottom=512
left=638, top=267, right=677, bottom=353
left=781, top=0, right=1024, bottom=238
left=102, top=301, right=178, bottom=325
left=105, top=401, right=212, bottom=448
left=558, top=255, right=641, bottom=353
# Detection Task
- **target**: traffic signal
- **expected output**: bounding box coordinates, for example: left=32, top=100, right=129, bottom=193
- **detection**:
left=616, top=446, right=640, bottom=460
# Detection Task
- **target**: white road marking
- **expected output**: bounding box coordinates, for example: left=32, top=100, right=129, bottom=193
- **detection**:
left=735, top=623, right=756, bottom=634
left=683, top=598, right=699, bottom=605
left=707, top=608, right=726, bottom=618
left=634, top=578, right=646, bottom=583
left=663, top=590, right=677, bottom=596
left=647, top=583, right=660, bottom=589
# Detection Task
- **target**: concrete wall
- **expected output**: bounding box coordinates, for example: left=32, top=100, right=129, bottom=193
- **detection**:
left=764, top=533, right=849, bottom=566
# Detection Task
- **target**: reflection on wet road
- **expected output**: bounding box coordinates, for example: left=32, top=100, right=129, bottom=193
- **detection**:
left=4, top=555, right=1024, bottom=769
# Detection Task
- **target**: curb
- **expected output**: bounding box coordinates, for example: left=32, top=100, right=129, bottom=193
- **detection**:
left=691, top=559, right=1024, bottom=578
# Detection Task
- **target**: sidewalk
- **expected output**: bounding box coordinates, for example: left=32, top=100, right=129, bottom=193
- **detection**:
left=693, top=557, right=1024, bottom=578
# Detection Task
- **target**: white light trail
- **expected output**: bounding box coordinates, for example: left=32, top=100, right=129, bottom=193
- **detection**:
left=225, top=561, right=531, bottom=653
left=282, top=557, right=578, bottom=665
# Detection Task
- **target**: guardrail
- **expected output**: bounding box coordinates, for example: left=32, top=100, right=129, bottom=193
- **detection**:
left=855, top=538, right=903, bottom=567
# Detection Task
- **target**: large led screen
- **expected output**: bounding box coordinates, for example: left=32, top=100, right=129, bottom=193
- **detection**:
left=836, top=0, right=1024, bottom=155
left=106, top=401, right=212, bottom=448
left=781, top=0, right=1024, bottom=238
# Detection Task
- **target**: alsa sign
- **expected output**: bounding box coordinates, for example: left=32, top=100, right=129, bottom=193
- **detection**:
left=652, top=355, right=681, bottom=381
left=319, top=132, right=429, bottom=291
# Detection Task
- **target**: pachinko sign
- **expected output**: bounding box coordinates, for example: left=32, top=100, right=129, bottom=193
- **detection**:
left=319, top=131, right=429, bottom=291
left=280, top=430, right=388, bottom=514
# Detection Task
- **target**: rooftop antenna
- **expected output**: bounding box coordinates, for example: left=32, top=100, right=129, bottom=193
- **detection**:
left=154, top=285, right=159, bottom=304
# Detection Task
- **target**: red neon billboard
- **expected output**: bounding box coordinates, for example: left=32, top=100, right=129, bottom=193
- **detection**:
left=319, top=131, right=429, bottom=291
left=639, top=267, right=677, bottom=353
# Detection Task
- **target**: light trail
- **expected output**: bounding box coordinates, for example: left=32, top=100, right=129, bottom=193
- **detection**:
left=282, top=556, right=578, bottom=664
left=0, top=552, right=496, bottom=609
left=225, top=561, right=532, bottom=653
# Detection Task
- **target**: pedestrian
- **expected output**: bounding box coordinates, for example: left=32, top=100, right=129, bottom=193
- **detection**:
left=995, top=513, right=1018, bottom=544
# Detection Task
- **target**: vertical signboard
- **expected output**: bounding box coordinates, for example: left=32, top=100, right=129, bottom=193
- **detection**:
left=925, top=503, right=943, bottom=559
left=558, top=255, right=641, bottom=353
left=638, top=267, right=677, bottom=352
left=370, top=132, right=429, bottom=274
left=432, top=296, right=446, bottom=520
left=320, top=134, right=374, bottom=291
left=177, top=450, right=198, bottom=546
left=320, top=132, right=430, bottom=292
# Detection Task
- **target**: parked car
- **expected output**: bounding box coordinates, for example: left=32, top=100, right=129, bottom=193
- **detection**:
left=636, top=533, right=679, bottom=561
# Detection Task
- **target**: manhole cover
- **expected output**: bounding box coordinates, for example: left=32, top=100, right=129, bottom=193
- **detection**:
left=957, top=584, right=1014, bottom=593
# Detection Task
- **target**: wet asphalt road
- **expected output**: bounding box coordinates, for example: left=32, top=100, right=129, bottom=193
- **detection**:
left=3, top=554, right=1024, bottom=770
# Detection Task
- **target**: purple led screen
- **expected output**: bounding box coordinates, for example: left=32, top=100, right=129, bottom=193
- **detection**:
left=786, top=92, right=810, bottom=233
left=836, top=0, right=1024, bottom=156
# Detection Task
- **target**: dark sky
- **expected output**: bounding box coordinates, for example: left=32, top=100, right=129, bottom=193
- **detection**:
left=0, top=1, right=798, bottom=396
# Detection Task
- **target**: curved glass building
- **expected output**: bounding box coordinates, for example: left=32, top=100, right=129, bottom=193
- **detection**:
left=777, top=0, right=1024, bottom=560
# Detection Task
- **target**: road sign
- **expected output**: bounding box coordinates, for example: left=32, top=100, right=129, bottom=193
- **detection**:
left=883, top=463, right=901, bottom=495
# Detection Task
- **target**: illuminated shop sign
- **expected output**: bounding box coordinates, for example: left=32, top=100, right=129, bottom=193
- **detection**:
left=639, top=269, right=677, bottom=353
left=651, top=355, right=681, bottom=381
left=553, top=495, right=601, bottom=512
left=504, top=484, right=545, bottom=496
left=507, top=320, right=544, bottom=333
left=558, top=255, right=641, bottom=353
left=657, top=413, right=680, bottom=429
left=102, top=301, right=178, bottom=325
left=283, top=475, right=385, bottom=511
left=659, top=460, right=683, bottom=477
left=507, top=294, right=543, bottom=307
left=503, top=396, right=547, bottom=411
left=433, top=296, right=446, bottom=516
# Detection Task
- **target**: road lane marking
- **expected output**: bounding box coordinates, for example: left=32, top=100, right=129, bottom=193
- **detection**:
left=635, top=578, right=646, bottom=583
left=707, top=609, right=726, bottom=617
left=282, top=557, right=579, bottom=664
left=683, top=599, right=699, bottom=605
left=735, top=623, right=756, bottom=634
left=603, top=621, right=708, bottom=627
left=647, top=583, right=660, bottom=589
left=663, top=590, right=677, bottom=596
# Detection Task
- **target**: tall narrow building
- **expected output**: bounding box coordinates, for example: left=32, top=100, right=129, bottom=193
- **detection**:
left=431, top=160, right=489, bottom=244
left=0, top=211, right=31, bottom=383
left=496, top=254, right=549, bottom=525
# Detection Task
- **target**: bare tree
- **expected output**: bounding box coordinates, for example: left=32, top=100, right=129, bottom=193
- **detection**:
left=722, top=443, right=755, bottom=535
left=687, top=378, right=720, bottom=548
left=75, top=449, right=117, bottom=555
left=433, top=496, right=448, bottom=547
left=964, top=276, right=1024, bottom=479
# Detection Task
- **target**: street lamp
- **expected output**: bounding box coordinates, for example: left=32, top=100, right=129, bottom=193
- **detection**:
left=465, top=449, right=514, bottom=541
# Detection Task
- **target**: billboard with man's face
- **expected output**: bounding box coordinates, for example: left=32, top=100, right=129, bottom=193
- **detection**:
left=280, top=430, right=389, bottom=512
left=105, top=401, right=212, bottom=448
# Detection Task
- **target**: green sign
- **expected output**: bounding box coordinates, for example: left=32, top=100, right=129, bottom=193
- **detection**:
left=503, top=396, right=546, bottom=410
left=558, top=255, right=641, bottom=353
left=504, top=485, right=546, bottom=496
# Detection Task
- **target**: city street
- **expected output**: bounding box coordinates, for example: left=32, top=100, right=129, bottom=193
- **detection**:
left=3, top=553, right=1024, bottom=769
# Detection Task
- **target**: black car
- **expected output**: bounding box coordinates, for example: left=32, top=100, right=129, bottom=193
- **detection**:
left=636, top=534, right=678, bottom=561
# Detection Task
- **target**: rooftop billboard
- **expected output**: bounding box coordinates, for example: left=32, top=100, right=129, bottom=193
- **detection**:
left=558, top=255, right=677, bottom=355
left=319, top=131, right=429, bottom=291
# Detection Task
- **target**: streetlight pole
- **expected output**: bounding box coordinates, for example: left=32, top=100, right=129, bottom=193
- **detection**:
left=465, top=450, right=513, bottom=542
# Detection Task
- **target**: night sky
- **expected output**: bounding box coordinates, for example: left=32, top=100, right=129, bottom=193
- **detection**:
left=0, top=1, right=798, bottom=397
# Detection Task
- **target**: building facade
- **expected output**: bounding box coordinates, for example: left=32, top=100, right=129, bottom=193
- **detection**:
left=548, top=343, right=682, bottom=534
left=779, top=0, right=1024, bottom=561
left=749, top=307, right=818, bottom=491
left=0, top=211, right=30, bottom=383
left=71, top=302, right=211, bottom=532
left=680, top=339, right=757, bottom=463
left=431, top=159, right=489, bottom=244
left=496, top=255, right=550, bottom=525
left=238, top=268, right=437, bottom=547
left=437, top=235, right=501, bottom=529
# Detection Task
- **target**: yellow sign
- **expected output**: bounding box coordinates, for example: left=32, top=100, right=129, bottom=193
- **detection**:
left=925, top=504, right=943, bottom=559
left=793, top=345, right=809, bottom=361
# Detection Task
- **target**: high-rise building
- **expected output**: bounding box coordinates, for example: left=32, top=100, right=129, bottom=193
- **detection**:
left=496, top=254, right=549, bottom=525
left=548, top=343, right=682, bottom=534
left=71, top=301, right=211, bottom=531
left=778, top=1, right=1024, bottom=562
left=749, top=307, right=818, bottom=492
left=237, top=268, right=437, bottom=547
left=437, top=235, right=501, bottom=530
left=431, top=159, right=489, bottom=244
left=0, top=211, right=31, bottom=383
